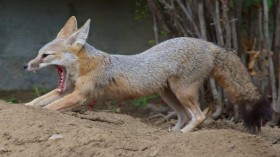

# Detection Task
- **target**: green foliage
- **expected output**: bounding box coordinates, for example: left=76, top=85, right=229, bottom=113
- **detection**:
left=8, top=97, right=18, bottom=104
left=148, top=39, right=157, bottom=46
left=241, top=0, right=276, bottom=35
left=134, top=0, right=150, bottom=20
left=109, top=106, right=120, bottom=113
left=159, top=31, right=168, bottom=37
left=243, top=0, right=275, bottom=10
left=33, top=86, right=49, bottom=97
left=132, top=95, right=159, bottom=107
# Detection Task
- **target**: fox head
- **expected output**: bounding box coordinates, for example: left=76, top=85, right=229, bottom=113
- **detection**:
left=24, top=16, right=91, bottom=93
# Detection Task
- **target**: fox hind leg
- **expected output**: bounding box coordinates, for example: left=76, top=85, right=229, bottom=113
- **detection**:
left=159, top=88, right=190, bottom=131
left=169, top=79, right=205, bottom=133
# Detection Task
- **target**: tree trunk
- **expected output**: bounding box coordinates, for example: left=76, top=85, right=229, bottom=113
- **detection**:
left=258, top=7, right=267, bottom=94
left=198, top=0, right=207, bottom=40
left=197, top=0, right=207, bottom=108
left=147, top=0, right=171, bottom=37
left=214, top=0, right=224, bottom=46
left=205, top=0, right=223, bottom=119
left=275, top=0, right=280, bottom=113
left=231, top=14, right=238, bottom=52
left=271, top=0, right=280, bottom=126
left=221, top=0, right=231, bottom=48
left=263, top=0, right=277, bottom=112
left=152, top=13, right=159, bottom=44
left=236, top=0, right=243, bottom=53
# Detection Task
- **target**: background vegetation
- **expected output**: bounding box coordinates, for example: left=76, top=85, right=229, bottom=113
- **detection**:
left=138, top=0, right=280, bottom=126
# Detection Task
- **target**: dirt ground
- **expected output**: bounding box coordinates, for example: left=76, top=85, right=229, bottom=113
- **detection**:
left=0, top=99, right=279, bottom=157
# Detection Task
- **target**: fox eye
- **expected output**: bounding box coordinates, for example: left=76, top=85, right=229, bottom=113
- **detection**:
left=42, top=53, right=50, bottom=58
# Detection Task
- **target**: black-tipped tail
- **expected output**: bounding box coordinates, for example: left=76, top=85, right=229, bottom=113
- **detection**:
left=241, top=97, right=272, bottom=133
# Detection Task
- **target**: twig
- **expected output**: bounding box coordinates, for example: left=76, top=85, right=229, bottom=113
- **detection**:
left=175, top=0, right=201, bottom=38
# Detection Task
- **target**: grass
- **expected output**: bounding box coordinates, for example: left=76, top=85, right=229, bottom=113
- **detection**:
left=132, top=95, right=159, bottom=107
left=33, top=86, right=49, bottom=97
left=8, top=97, right=18, bottom=104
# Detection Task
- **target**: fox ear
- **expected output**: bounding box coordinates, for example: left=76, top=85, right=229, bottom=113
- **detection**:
left=66, top=19, right=91, bottom=50
left=57, top=16, right=78, bottom=39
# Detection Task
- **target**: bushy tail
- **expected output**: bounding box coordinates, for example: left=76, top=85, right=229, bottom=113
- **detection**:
left=210, top=49, right=272, bottom=133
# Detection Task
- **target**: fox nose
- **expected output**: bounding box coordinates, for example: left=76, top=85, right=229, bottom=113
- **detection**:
left=23, top=64, right=28, bottom=69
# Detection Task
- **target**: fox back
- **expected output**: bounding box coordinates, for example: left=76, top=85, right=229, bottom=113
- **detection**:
left=96, top=37, right=216, bottom=97
left=25, top=16, right=272, bottom=133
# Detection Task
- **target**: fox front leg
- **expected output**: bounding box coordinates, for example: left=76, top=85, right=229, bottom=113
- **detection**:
left=44, top=91, right=86, bottom=111
left=25, top=89, right=70, bottom=107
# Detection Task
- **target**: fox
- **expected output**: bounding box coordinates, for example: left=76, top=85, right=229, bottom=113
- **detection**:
left=24, top=16, right=272, bottom=133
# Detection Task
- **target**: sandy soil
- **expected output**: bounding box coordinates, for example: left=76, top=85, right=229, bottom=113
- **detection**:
left=0, top=100, right=279, bottom=157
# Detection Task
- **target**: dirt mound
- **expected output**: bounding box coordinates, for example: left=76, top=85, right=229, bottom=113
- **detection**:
left=0, top=100, right=279, bottom=157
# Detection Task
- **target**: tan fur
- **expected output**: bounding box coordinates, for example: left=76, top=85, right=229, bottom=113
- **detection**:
left=210, top=50, right=261, bottom=103
left=77, top=52, right=99, bottom=76
left=25, top=17, right=268, bottom=133
left=44, top=91, right=86, bottom=111
left=25, top=89, right=71, bottom=107
left=159, top=88, right=190, bottom=130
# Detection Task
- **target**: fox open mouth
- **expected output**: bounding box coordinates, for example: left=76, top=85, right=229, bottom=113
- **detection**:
left=55, top=65, right=67, bottom=94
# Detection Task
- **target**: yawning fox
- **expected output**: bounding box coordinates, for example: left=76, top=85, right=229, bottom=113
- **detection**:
left=24, top=16, right=272, bottom=133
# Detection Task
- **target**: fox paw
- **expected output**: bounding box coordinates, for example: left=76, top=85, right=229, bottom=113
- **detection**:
left=25, top=102, right=35, bottom=106
left=169, top=125, right=181, bottom=131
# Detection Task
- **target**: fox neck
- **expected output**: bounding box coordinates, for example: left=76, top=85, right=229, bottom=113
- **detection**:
left=75, top=44, right=113, bottom=90
left=76, top=44, right=111, bottom=76
left=75, top=44, right=134, bottom=99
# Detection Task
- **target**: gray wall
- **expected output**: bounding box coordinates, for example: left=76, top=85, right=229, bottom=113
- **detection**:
left=0, top=0, right=153, bottom=90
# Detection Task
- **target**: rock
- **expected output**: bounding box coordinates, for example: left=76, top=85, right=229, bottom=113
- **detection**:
left=48, top=134, right=64, bottom=140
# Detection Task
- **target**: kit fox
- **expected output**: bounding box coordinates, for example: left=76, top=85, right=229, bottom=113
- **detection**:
left=24, top=16, right=272, bottom=133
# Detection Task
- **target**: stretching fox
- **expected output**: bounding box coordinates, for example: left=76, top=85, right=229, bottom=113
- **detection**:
left=25, top=16, right=272, bottom=133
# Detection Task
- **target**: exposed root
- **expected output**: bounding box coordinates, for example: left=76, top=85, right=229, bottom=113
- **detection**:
left=148, top=111, right=177, bottom=125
